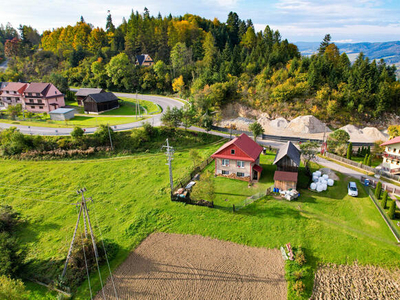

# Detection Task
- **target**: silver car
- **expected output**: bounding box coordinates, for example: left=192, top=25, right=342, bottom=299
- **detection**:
left=348, top=182, right=358, bottom=197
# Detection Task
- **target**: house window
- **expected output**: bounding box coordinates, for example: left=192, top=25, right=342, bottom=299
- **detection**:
left=6, top=97, right=11, bottom=100
left=237, top=161, right=245, bottom=168
left=15, top=97, right=19, bottom=101
left=231, top=149, right=235, bottom=155
left=30, top=106, right=35, bottom=109
left=222, top=170, right=229, bottom=175
left=394, top=148, right=397, bottom=153
left=237, top=172, right=244, bottom=177
left=36, top=93, right=40, bottom=96
left=38, top=100, right=42, bottom=104
left=39, top=106, right=43, bottom=109
left=29, top=99, right=33, bottom=103
left=389, top=147, right=392, bottom=151
left=222, top=159, right=229, bottom=166
left=28, top=93, right=32, bottom=96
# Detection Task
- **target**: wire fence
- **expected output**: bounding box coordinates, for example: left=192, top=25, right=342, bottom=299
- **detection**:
left=362, top=184, right=400, bottom=243
left=233, top=187, right=273, bottom=211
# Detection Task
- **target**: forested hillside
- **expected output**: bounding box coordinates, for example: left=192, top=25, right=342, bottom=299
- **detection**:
left=1, top=10, right=399, bottom=125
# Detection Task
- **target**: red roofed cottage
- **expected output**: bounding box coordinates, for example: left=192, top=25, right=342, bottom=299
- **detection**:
left=211, top=133, right=263, bottom=181
left=23, top=83, right=65, bottom=113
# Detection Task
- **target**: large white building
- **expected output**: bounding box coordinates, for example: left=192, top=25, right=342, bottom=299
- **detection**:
left=381, top=136, right=400, bottom=174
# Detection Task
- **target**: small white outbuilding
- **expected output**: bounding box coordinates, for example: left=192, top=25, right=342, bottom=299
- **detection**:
left=49, top=108, right=75, bottom=121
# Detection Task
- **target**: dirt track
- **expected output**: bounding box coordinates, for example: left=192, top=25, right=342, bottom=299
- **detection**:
left=96, top=233, right=287, bottom=299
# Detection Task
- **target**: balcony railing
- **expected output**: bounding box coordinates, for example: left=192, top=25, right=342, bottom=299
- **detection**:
left=383, top=152, right=400, bottom=160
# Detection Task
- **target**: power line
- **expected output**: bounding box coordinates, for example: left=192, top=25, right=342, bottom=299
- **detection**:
left=162, top=138, right=174, bottom=199
left=91, top=199, right=118, bottom=299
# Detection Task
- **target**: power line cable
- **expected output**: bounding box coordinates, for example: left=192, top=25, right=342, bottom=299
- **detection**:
left=90, top=199, right=119, bottom=299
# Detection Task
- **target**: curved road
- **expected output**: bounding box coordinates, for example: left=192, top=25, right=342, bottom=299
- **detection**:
left=0, top=94, right=185, bottom=135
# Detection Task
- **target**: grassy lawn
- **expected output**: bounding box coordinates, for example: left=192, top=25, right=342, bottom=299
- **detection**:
left=0, top=115, right=147, bottom=128
left=1, top=144, right=400, bottom=299
left=115, top=97, right=161, bottom=115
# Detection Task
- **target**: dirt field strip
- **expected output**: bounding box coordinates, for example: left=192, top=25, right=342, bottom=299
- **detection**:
left=311, top=263, right=400, bottom=300
left=96, top=233, right=287, bottom=299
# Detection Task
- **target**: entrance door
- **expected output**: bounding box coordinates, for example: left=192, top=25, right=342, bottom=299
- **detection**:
left=253, top=170, right=258, bottom=180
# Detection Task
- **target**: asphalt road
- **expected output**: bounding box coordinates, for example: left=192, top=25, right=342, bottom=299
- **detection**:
left=0, top=93, right=185, bottom=135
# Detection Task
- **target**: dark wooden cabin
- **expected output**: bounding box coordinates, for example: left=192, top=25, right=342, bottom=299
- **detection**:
left=75, top=88, right=105, bottom=105
left=273, top=141, right=301, bottom=191
left=83, top=92, right=119, bottom=114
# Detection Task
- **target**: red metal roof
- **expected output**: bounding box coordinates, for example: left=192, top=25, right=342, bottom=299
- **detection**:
left=211, top=134, right=263, bottom=162
left=274, top=171, right=298, bottom=182
left=253, top=164, right=263, bottom=173
left=381, top=136, right=400, bottom=146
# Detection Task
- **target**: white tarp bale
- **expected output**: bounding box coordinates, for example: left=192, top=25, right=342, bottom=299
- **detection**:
left=313, top=175, right=319, bottom=182
left=322, top=174, right=329, bottom=180
left=322, top=183, right=327, bottom=191
left=327, top=179, right=334, bottom=186
left=315, top=171, right=322, bottom=177
left=310, top=183, right=317, bottom=190
left=321, top=179, right=328, bottom=185
left=316, top=184, right=323, bottom=192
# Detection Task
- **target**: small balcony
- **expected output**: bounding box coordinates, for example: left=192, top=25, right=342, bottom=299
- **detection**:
left=383, top=152, right=400, bottom=160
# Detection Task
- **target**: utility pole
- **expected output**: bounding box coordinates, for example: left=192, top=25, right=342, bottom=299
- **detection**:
left=107, top=123, right=113, bottom=151
left=163, top=139, right=174, bottom=199
left=135, top=91, right=138, bottom=120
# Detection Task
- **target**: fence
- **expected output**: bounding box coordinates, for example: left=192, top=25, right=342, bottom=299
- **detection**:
left=210, top=125, right=374, bottom=147
left=327, top=152, right=400, bottom=182
left=360, top=176, right=400, bottom=195
left=233, top=186, right=273, bottom=211
left=362, top=184, right=400, bottom=243
left=172, top=156, right=214, bottom=192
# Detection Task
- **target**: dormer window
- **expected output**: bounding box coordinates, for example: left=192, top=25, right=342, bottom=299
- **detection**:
left=36, top=93, right=40, bottom=96
left=231, top=149, right=235, bottom=155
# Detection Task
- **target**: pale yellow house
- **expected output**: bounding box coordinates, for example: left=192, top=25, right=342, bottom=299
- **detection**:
left=381, top=137, right=400, bottom=174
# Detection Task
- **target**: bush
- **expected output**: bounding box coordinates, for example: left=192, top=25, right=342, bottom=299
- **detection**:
left=0, top=232, right=26, bottom=277
left=388, top=201, right=396, bottom=220
left=367, top=155, right=371, bottom=167
left=0, top=205, right=20, bottom=233
left=70, top=127, right=84, bottom=140
left=293, top=270, right=303, bottom=280
left=94, top=124, right=114, bottom=146
left=375, top=182, right=382, bottom=199
left=346, top=142, right=352, bottom=159
left=295, top=248, right=306, bottom=266
left=0, top=275, right=30, bottom=300
left=381, top=191, right=388, bottom=209
left=293, top=280, right=305, bottom=296
left=0, top=127, right=31, bottom=155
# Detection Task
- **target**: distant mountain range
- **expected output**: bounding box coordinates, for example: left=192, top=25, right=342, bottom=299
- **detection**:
left=295, top=41, right=400, bottom=76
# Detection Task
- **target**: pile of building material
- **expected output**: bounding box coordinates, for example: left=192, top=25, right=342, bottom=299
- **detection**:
left=286, top=115, right=331, bottom=134
left=340, top=125, right=388, bottom=143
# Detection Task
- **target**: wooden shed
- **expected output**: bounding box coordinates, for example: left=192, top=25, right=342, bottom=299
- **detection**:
left=83, top=92, right=119, bottom=114
left=273, top=171, right=298, bottom=191
left=75, top=88, right=105, bottom=105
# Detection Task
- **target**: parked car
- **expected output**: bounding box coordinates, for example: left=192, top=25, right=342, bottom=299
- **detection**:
left=348, top=181, right=358, bottom=197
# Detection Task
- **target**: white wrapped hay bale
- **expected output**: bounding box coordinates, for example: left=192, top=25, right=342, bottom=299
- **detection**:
left=310, top=183, right=317, bottom=190
left=321, top=179, right=328, bottom=185
left=322, top=183, right=327, bottom=191
left=316, top=184, right=323, bottom=192
left=322, top=174, right=329, bottom=180
left=313, top=175, right=319, bottom=182
left=315, top=171, right=322, bottom=177
left=327, top=179, right=334, bottom=186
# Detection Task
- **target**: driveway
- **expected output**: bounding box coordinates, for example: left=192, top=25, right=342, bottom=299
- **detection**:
left=0, top=94, right=184, bottom=135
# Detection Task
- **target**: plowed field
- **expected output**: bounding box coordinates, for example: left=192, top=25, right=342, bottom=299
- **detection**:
left=96, top=233, right=287, bottom=299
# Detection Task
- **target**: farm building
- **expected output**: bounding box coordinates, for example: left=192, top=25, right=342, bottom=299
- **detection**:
left=273, top=141, right=301, bottom=190
left=211, top=133, right=263, bottom=182
left=49, top=108, right=75, bottom=121
left=83, top=92, right=119, bottom=114
left=75, top=88, right=105, bottom=105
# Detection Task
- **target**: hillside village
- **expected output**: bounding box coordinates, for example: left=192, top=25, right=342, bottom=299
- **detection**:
left=0, top=8, right=400, bottom=300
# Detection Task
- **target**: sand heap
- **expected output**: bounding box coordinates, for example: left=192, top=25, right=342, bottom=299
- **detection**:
left=286, top=115, right=331, bottom=134
left=269, top=117, right=289, bottom=129
left=340, top=125, right=388, bottom=142
left=218, top=117, right=254, bottom=131
left=256, top=113, right=271, bottom=129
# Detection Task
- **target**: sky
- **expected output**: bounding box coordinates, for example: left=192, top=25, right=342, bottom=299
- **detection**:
left=1, top=0, right=400, bottom=43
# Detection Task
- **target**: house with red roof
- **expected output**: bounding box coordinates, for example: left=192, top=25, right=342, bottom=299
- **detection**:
left=22, top=83, right=65, bottom=113
left=0, top=82, right=28, bottom=108
left=380, top=137, right=400, bottom=174
left=211, top=133, right=263, bottom=182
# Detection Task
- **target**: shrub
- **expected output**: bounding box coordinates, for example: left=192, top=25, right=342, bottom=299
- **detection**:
left=142, top=122, right=158, bottom=138
left=0, top=127, right=31, bottom=155
left=70, top=127, right=84, bottom=140
left=295, top=249, right=306, bottom=266
left=375, top=182, right=382, bottom=199
left=388, top=201, right=396, bottom=220
left=94, top=124, right=114, bottom=146
left=346, top=142, right=352, bottom=159
left=57, top=138, right=70, bottom=150
left=0, top=232, right=26, bottom=277
left=130, top=129, right=149, bottom=148
left=336, top=144, right=347, bottom=157
left=381, top=191, right=388, bottom=209
left=0, top=205, right=20, bottom=233
left=293, top=280, right=305, bottom=296
left=0, top=275, right=30, bottom=300
left=366, top=155, right=371, bottom=167
left=293, top=270, right=303, bottom=280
